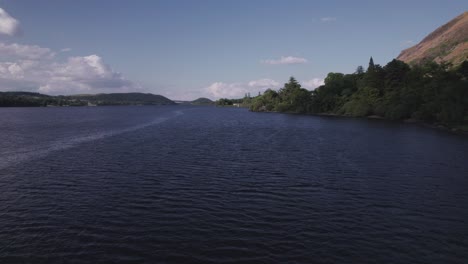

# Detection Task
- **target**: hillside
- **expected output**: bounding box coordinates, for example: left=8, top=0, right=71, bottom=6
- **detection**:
left=69, top=93, right=175, bottom=105
left=191, top=97, right=214, bottom=105
left=0, top=92, right=52, bottom=107
left=397, top=11, right=468, bottom=66
left=0, top=92, right=175, bottom=107
left=0, top=92, right=51, bottom=98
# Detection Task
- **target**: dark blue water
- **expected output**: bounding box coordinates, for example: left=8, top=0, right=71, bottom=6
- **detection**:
left=1, top=106, right=467, bottom=263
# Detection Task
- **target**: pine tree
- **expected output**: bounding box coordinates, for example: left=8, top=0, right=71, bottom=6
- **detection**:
left=368, top=57, right=375, bottom=72
left=278, top=76, right=302, bottom=107
left=363, top=56, right=385, bottom=90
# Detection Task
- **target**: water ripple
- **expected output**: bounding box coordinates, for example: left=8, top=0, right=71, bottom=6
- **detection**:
left=0, top=106, right=467, bottom=263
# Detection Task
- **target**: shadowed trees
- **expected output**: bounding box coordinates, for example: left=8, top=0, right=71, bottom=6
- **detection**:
left=250, top=57, right=468, bottom=127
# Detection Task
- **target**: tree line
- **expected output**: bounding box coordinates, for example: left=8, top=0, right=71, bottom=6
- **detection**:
left=0, top=92, right=175, bottom=107
left=249, top=58, right=468, bottom=127
left=0, top=92, right=87, bottom=107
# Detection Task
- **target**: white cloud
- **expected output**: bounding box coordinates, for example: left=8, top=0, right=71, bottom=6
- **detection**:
left=320, top=17, right=337, bottom=22
left=205, top=82, right=246, bottom=98
left=7, top=63, right=24, bottom=77
left=302, top=78, right=324, bottom=90
left=0, top=42, right=54, bottom=60
left=0, top=8, right=21, bottom=36
left=206, top=78, right=281, bottom=99
left=0, top=60, right=38, bottom=79
left=262, top=56, right=308, bottom=65
left=0, top=42, right=140, bottom=95
left=248, top=78, right=279, bottom=88
left=0, top=7, right=139, bottom=95
left=38, top=54, right=137, bottom=94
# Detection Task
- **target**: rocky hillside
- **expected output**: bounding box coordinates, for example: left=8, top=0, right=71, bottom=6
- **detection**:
left=397, top=11, right=467, bottom=66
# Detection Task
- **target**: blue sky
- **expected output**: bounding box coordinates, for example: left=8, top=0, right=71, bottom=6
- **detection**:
left=0, top=1, right=466, bottom=100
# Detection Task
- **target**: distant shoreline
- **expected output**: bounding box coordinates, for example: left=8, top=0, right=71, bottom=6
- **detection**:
left=0, top=92, right=176, bottom=107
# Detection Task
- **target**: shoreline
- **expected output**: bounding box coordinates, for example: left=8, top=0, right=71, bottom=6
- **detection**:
left=317, top=113, right=468, bottom=136
left=250, top=109, right=468, bottom=136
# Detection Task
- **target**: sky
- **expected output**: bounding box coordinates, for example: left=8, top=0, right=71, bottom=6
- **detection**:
left=0, top=1, right=466, bottom=100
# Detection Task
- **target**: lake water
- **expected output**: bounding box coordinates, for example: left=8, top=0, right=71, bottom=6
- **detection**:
left=1, top=106, right=467, bottom=263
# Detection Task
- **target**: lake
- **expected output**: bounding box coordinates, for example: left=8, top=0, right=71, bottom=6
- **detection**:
left=1, top=105, right=467, bottom=263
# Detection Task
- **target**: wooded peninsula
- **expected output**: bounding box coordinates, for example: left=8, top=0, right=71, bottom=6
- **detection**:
left=218, top=59, right=468, bottom=131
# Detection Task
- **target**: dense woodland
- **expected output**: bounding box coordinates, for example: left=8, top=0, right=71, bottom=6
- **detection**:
left=247, top=58, right=468, bottom=128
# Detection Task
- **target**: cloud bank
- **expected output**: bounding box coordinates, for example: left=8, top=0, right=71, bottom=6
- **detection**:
left=0, top=8, right=21, bottom=36
left=0, top=42, right=54, bottom=60
left=262, top=56, right=308, bottom=65
left=0, top=42, right=140, bottom=94
left=0, top=7, right=140, bottom=95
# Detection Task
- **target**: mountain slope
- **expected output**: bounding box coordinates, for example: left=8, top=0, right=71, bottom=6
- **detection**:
left=397, top=11, right=468, bottom=66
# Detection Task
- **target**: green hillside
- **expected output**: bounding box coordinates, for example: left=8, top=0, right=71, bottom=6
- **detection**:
left=0, top=92, right=175, bottom=107
left=191, top=97, right=214, bottom=105
left=69, top=93, right=175, bottom=105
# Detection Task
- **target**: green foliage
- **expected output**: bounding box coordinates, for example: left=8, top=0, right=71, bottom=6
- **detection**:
left=250, top=77, right=313, bottom=113
left=0, top=92, right=175, bottom=107
left=343, top=100, right=371, bottom=117
left=383, top=59, right=411, bottom=89
left=216, top=98, right=234, bottom=106
left=368, top=57, right=375, bottom=71
left=69, top=93, right=175, bottom=105
left=456, top=60, right=468, bottom=80
left=216, top=93, right=258, bottom=107
left=250, top=89, right=280, bottom=111
left=249, top=58, right=468, bottom=127
left=191, top=97, right=214, bottom=105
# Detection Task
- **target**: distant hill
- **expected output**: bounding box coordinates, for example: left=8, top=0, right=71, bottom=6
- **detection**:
left=0, top=92, right=175, bottom=107
left=0, top=91, right=51, bottom=98
left=0, top=91, right=52, bottom=107
left=191, top=97, right=214, bottom=105
left=173, top=97, right=214, bottom=105
left=68, top=93, right=175, bottom=105
left=397, top=11, right=468, bottom=66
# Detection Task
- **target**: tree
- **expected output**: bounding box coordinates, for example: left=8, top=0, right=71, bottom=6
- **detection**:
left=456, top=60, right=468, bottom=80
left=383, top=59, right=411, bottom=90
left=279, top=76, right=302, bottom=105
left=355, top=66, right=365, bottom=75
left=248, top=59, right=467, bottom=129
left=280, top=77, right=301, bottom=94
left=368, top=57, right=375, bottom=72
left=362, top=57, right=384, bottom=90
left=216, top=98, right=233, bottom=106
